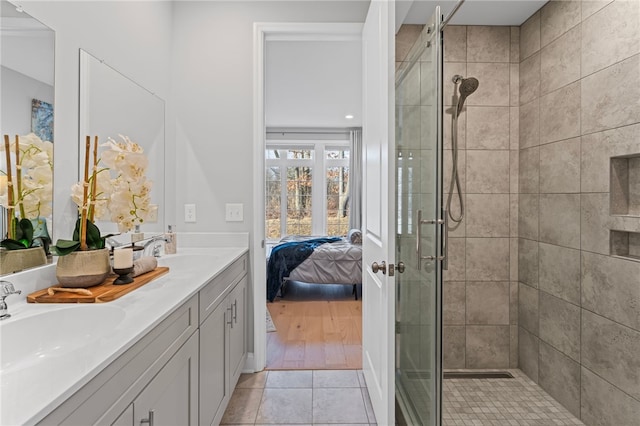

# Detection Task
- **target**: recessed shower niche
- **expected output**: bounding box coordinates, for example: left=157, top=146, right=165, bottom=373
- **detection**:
left=610, top=154, right=640, bottom=216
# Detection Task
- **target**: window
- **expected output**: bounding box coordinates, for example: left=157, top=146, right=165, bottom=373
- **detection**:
left=266, top=143, right=349, bottom=241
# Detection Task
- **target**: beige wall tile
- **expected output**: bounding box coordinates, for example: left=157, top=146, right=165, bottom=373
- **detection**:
left=539, top=194, right=581, bottom=249
left=519, top=326, right=540, bottom=382
left=581, top=309, right=640, bottom=400
left=519, top=146, right=539, bottom=194
left=466, top=63, right=510, bottom=107
left=518, top=194, right=539, bottom=240
left=466, top=238, right=510, bottom=281
left=467, top=26, right=510, bottom=63
left=581, top=0, right=614, bottom=18
left=443, top=325, right=466, bottom=368
left=519, top=282, right=539, bottom=335
left=466, top=325, right=511, bottom=368
left=582, top=0, right=640, bottom=76
left=582, top=251, right=640, bottom=330
left=540, top=81, right=581, bottom=144
left=443, top=281, right=466, bottom=325
left=519, top=99, right=540, bottom=149
left=466, top=106, right=510, bottom=150
left=443, top=25, right=466, bottom=63
left=581, top=367, right=640, bottom=426
left=510, top=106, right=520, bottom=150
left=520, top=11, right=541, bottom=60
left=510, top=237, right=519, bottom=281
left=510, top=150, right=519, bottom=194
left=519, top=238, right=539, bottom=288
left=539, top=341, right=581, bottom=417
left=580, top=193, right=610, bottom=255
left=443, top=149, right=466, bottom=196
left=539, top=137, right=580, bottom=193
left=540, top=25, right=581, bottom=95
left=444, top=237, right=466, bottom=282
left=582, top=54, right=640, bottom=134
left=510, top=280, right=519, bottom=325
left=466, top=281, right=510, bottom=325
left=466, top=150, right=510, bottom=193
left=510, top=26, right=520, bottom=63
left=510, top=63, right=519, bottom=106
left=540, top=0, right=581, bottom=47
left=396, top=24, right=424, bottom=62
left=539, top=291, right=581, bottom=361
left=510, top=324, right=519, bottom=368
left=519, top=52, right=540, bottom=105
left=466, top=194, right=510, bottom=237
left=396, top=106, right=421, bottom=150
left=539, top=243, right=581, bottom=305
left=510, top=194, right=519, bottom=237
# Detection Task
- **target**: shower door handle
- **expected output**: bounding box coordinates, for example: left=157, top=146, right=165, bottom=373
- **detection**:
left=416, top=209, right=446, bottom=270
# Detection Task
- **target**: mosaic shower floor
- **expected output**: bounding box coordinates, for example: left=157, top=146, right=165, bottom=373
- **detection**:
left=443, top=369, right=584, bottom=426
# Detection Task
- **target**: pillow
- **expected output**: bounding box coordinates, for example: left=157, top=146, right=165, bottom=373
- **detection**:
left=347, top=229, right=362, bottom=245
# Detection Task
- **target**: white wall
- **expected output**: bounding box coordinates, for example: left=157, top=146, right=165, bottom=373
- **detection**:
left=265, top=39, right=362, bottom=128
left=170, top=1, right=367, bottom=235
left=17, top=0, right=173, bottom=241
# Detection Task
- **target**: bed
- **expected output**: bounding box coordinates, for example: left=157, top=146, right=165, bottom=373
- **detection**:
left=266, top=230, right=362, bottom=302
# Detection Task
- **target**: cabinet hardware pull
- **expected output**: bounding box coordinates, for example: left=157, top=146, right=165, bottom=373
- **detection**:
left=227, top=307, right=233, bottom=327
left=141, top=410, right=154, bottom=426
left=233, top=300, right=238, bottom=323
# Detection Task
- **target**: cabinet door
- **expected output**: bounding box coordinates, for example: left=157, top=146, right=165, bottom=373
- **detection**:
left=111, top=403, right=133, bottom=426
left=200, top=299, right=230, bottom=426
left=229, top=276, right=247, bottom=383
left=134, top=331, right=199, bottom=426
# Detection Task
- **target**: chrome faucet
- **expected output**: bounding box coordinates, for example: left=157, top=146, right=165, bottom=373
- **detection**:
left=0, top=281, right=22, bottom=320
left=141, top=235, right=169, bottom=257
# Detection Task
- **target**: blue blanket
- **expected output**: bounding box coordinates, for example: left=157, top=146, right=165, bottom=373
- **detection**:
left=267, top=237, right=341, bottom=302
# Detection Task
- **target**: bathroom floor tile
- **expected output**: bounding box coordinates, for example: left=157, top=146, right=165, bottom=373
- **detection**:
left=313, top=369, right=360, bottom=388
left=265, top=370, right=312, bottom=388
left=312, top=387, right=369, bottom=424
left=256, top=388, right=313, bottom=424
left=237, top=371, right=268, bottom=389
left=220, top=388, right=263, bottom=424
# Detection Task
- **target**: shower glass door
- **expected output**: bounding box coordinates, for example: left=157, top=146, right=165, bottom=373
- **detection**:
left=394, top=7, right=442, bottom=426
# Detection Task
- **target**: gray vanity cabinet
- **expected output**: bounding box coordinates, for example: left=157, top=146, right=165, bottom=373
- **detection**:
left=199, top=254, right=248, bottom=426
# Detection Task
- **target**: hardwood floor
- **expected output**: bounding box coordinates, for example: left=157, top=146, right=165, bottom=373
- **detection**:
left=266, top=281, right=363, bottom=370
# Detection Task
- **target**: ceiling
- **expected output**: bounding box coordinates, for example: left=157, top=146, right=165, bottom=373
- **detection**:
left=397, top=0, right=548, bottom=29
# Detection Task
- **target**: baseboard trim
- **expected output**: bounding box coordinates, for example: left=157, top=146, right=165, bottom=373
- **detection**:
left=242, top=352, right=256, bottom=373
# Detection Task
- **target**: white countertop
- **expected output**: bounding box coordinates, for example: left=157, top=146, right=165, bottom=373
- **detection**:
left=0, top=244, right=248, bottom=426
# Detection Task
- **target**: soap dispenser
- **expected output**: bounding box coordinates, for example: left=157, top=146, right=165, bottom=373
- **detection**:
left=131, top=224, right=145, bottom=243
left=164, top=225, right=177, bottom=254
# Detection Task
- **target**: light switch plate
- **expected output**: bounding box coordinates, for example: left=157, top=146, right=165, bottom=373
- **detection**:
left=184, top=204, right=196, bottom=223
left=225, top=203, right=243, bottom=222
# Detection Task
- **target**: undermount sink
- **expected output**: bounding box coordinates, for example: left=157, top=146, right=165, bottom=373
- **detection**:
left=0, top=305, right=126, bottom=374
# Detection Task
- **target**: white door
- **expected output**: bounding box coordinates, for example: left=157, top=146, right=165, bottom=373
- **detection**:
left=361, top=1, right=395, bottom=424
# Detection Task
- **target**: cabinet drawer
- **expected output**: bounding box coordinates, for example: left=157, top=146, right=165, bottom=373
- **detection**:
left=199, top=253, right=247, bottom=324
left=39, top=296, right=198, bottom=426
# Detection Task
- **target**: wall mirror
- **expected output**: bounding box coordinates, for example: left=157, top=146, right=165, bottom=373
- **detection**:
left=1, top=0, right=55, bottom=275
left=79, top=49, right=165, bottom=237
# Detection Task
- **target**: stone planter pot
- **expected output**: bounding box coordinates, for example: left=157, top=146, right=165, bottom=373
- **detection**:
left=0, top=246, right=47, bottom=274
left=55, top=248, right=110, bottom=287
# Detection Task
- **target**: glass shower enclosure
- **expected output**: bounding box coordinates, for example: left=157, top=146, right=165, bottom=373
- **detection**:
left=394, top=7, right=443, bottom=426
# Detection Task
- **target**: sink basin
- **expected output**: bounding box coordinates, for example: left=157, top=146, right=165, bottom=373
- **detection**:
left=0, top=305, right=126, bottom=374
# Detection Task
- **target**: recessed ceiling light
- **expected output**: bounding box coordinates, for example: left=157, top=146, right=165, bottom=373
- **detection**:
left=345, top=114, right=354, bottom=120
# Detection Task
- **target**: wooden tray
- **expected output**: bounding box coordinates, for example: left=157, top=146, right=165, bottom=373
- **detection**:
left=27, top=267, right=170, bottom=303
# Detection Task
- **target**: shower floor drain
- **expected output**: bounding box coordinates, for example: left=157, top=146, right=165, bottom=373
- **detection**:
left=443, top=371, right=514, bottom=379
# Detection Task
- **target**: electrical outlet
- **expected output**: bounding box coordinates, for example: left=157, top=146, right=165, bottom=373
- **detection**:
left=184, top=203, right=196, bottom=223
left=147, top=204, right=158, bottom=223
left=225, top=203, right=243, bottom=222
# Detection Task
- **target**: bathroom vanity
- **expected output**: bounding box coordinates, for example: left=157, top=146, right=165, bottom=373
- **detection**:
left=0, top=246, right=249, bottom=426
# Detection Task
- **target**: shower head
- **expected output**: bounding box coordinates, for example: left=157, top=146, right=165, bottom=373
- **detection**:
left=453, top=76, right=479, bottom=115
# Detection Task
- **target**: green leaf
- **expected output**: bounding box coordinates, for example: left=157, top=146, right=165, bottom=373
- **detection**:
left=52, top=239, right=81, bottom=256
left=85, top=220, right=105, bottom=249
left=18, top=218, right=34, bottom=244
left=0, top=239, right=28, bottom=250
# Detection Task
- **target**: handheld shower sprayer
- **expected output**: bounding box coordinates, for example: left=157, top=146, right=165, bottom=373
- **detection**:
left=453, top=75, right=480, bottom=115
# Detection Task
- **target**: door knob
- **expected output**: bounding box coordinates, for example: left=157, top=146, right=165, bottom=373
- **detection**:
left=371, top=261, right=387, bottom=274
left=397, top=262, right=405, bottom=273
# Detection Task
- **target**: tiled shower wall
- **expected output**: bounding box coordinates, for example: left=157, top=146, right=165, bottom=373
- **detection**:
left=440, top=25, right=520, bottom=370
left=517, top=1, right=640, bottom=425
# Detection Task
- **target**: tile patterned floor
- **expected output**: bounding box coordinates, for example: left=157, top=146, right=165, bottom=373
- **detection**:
left=222, top=369, right=584, bottom=425
left=221, top=369, right=377, bottom=425
left=443, top=369, right=585, bottom=426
